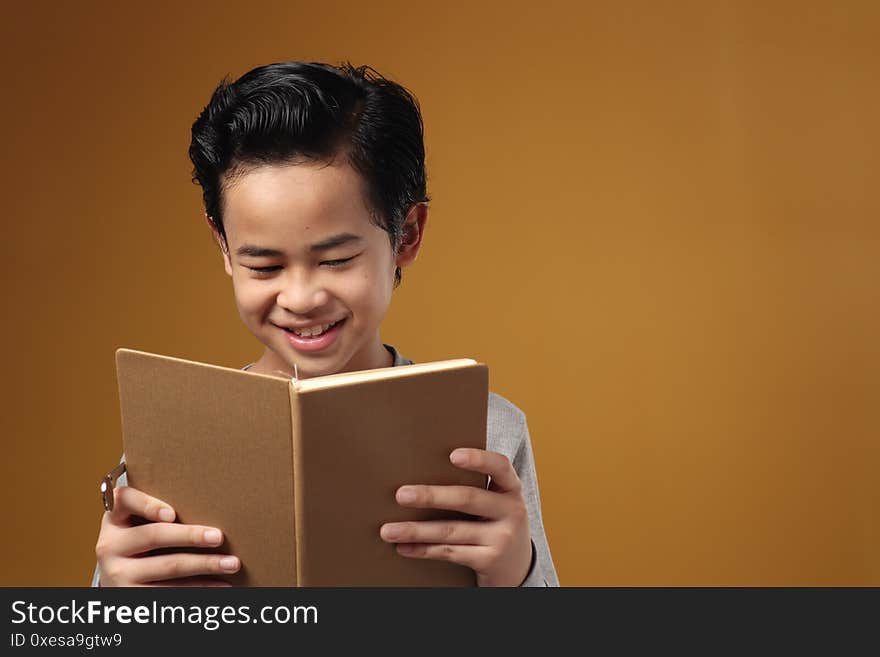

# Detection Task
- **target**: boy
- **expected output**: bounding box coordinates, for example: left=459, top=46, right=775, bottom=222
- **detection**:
left=93, top=61, right=558, bottom=587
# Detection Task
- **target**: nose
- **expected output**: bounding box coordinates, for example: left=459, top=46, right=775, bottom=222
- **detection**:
left=275, top=268, right=331, bottom=316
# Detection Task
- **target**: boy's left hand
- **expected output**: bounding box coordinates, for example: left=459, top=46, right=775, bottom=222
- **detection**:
left=379, top=448, right=533, bottom=587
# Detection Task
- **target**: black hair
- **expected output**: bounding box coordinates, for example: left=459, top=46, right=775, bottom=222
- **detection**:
left=189, top=61, right=429, bottom=287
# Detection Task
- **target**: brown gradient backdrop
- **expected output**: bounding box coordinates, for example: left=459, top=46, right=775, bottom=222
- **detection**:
left=1, top=1, right=877, bottom=586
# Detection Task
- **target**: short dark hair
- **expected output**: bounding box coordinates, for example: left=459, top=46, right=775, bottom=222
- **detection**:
left=189, top=61, right=429, bottom=287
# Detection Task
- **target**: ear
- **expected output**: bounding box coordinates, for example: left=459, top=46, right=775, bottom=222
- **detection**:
left=205, top=214, right=233, bottom=276
left=394, top=202, right=428, bottom=269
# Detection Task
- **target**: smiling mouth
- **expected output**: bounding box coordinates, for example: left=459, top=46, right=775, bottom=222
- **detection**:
left=279, top=318, right=345, bottom=338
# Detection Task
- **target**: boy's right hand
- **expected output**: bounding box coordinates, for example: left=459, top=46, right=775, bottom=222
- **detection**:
left=95, top=485, right=240, bottom=586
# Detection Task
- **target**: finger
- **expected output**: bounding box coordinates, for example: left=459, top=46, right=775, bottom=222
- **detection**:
left=116, top=523, right=226, bottom=557
left=110, top=486, right=176, bottom=526
left=396, top=484, right=508, bottom=519
left=125, top=553, right=240, bottom=584
left=395, top=543, right=493, bottom=571
left=450, top=448, right=521, bottom=493
left=380, top=520, right=487, bottom=545
left=149, top=577, right=232, bottom=587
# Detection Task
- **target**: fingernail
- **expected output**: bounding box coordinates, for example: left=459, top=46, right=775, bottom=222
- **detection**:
left=203, top=529, right=222, bottom=545
left=450, top=450, right=467, bottom=466
left=397, top=544, right=415, bottom=554
left=158, top=508, right=175, bottom=522
left=382, top=524, right=402, bottom=540
left=219, top=556, right=239, bottom=571
left=397, top=488, right=416, bottom=504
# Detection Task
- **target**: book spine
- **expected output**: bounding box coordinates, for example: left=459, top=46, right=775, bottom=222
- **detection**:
left=288, top=383, right=305, bottom=587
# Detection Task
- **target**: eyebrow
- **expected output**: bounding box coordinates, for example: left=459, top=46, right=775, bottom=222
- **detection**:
left=235, top=233, right=363, bottom=258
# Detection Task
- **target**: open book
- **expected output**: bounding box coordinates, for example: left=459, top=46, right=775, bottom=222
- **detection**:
left=115, top=348, right=489, bottom=586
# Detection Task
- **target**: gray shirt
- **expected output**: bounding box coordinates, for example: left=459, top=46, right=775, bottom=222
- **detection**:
left=92, top=345, right=558, bottom=586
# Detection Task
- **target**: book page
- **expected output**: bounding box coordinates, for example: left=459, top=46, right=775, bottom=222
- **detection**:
left=293, top=359, right=478, bottom=392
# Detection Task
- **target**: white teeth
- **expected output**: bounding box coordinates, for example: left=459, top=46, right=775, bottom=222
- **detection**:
left=290, top=320, right=339, bottom=338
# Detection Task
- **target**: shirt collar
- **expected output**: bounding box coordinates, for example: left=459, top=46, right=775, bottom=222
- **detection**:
left=384, top=343, right=414, bottom=367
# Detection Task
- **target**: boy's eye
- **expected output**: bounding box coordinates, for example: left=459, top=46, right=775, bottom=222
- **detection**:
left=248, top=265, right=281, bottom=275
left=321, top=257, right=354, bottom=268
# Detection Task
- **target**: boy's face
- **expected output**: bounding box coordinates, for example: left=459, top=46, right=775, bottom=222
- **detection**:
left=213, top=159, right=425, bottom=379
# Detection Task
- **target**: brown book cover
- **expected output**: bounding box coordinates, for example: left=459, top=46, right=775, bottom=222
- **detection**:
left=115, top=348, right=488, bottom=586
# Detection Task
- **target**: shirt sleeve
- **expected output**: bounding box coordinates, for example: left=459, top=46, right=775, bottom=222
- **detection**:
left=512, top=415, right=560, bottom=587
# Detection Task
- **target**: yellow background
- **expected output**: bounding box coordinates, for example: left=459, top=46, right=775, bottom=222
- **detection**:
left=1, top=1, right=877, bottom=585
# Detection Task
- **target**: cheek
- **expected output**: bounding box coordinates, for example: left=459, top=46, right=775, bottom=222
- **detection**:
left=341, top=271, right=392, bottom=317
left=233, top=279, right=269, bottom=313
